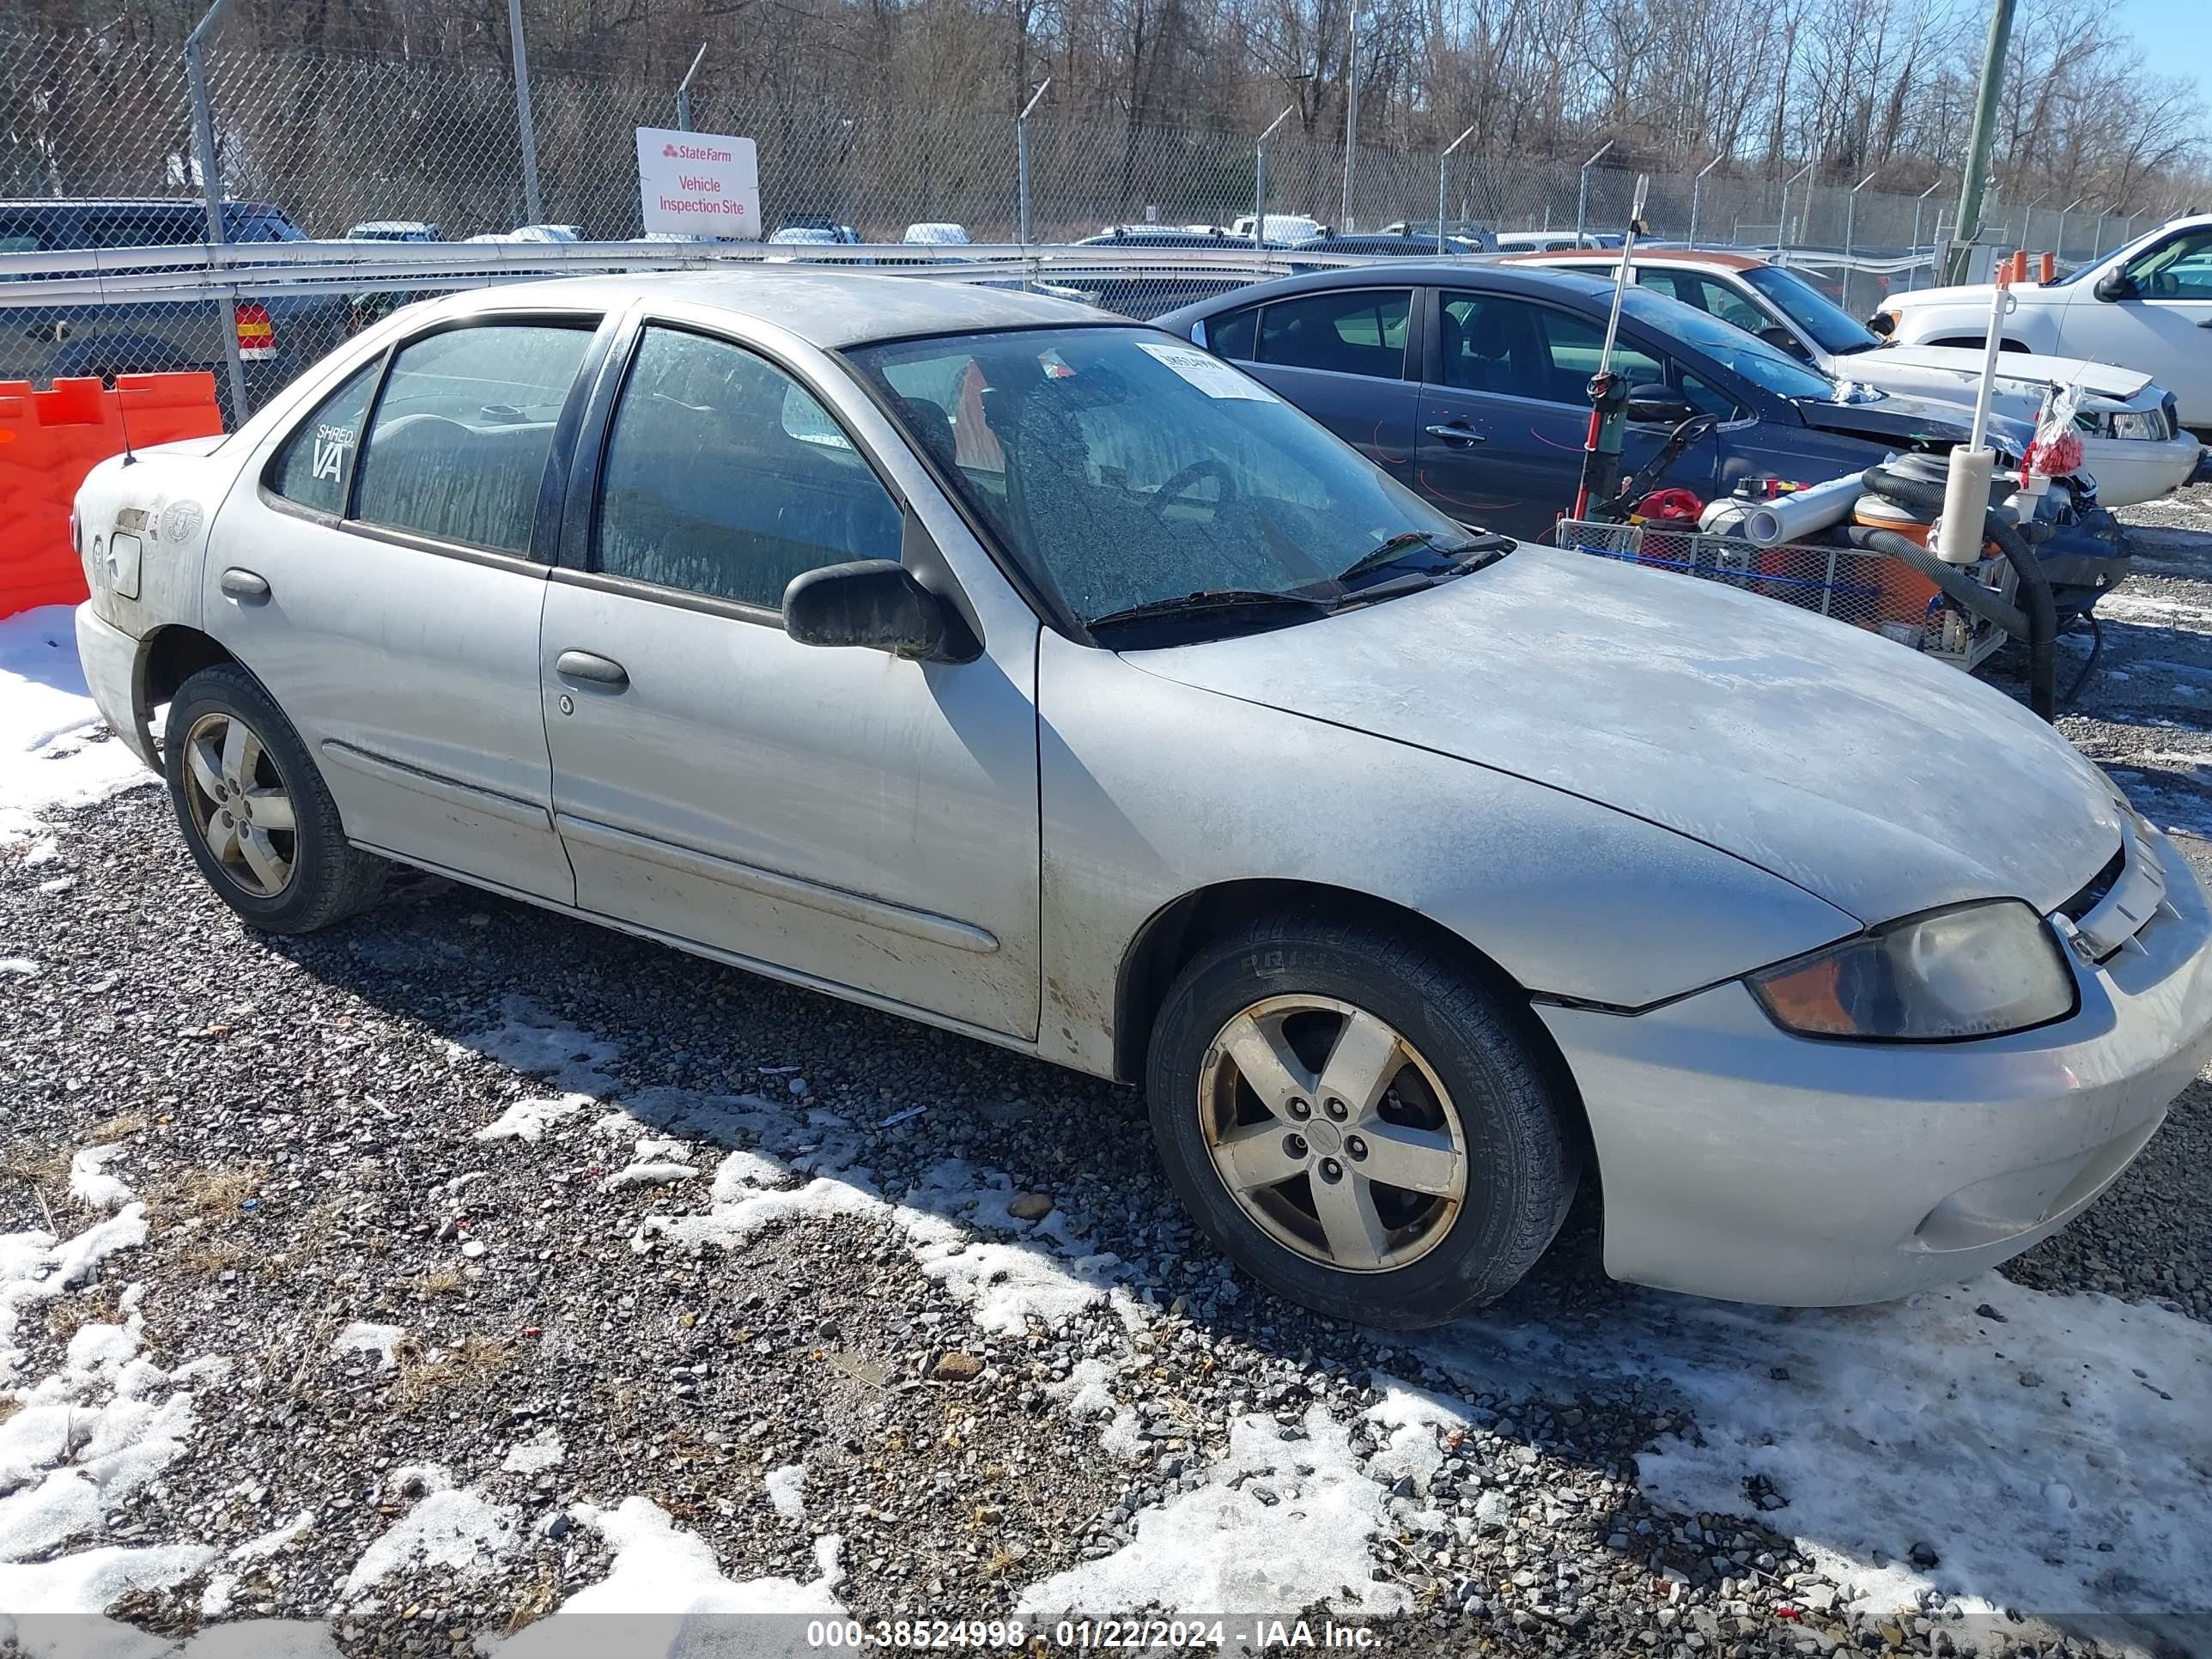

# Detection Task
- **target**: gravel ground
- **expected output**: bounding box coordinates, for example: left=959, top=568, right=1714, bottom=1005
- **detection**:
left=3, top=483, right=2210, bottom=1659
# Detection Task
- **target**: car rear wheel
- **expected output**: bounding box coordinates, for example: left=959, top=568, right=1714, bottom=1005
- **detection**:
left=1146, top=913, right=1578, bottom=1328
left=163, top=665, right=386, bottom=933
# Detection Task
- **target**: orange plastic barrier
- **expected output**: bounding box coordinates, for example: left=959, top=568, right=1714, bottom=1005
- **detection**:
left=0, top=372, right=225, bottom=619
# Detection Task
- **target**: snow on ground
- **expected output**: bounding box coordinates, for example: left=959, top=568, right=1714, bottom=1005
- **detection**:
left=0, top=1161, right=234, bottom=1656
left=0, top=605, right=153, bottom=849
left=1018, top=1403, right=1413, bottom=1620
left=1419, top=1270, right=2212, bottom=1622
left=338, top=1469, right=520, bottom=1599
left=495, top=1500, right=842, bottom=1658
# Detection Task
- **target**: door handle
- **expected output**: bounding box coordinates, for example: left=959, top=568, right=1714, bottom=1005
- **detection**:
left=556, top=649, right=629, bottom=690
left=1424, top=422, right=1486, bottom=444
left=219, top=567, right=270, bottom=603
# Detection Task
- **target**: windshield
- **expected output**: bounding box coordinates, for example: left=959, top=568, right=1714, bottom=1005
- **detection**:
left=1740, top=264, right=1882, bottom=355
left=846, top=326, right=1474, bottom=629
left=1618, top=288, right=1839, bottom=401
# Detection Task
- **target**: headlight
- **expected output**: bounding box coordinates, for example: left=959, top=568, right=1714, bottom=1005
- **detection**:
left=1748, top=900, right=2075, bottom=1041
left=2106, top=409, right=2170, bottom=441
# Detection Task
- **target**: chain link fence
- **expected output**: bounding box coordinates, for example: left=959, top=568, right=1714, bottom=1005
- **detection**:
left=3, top=19, right=2157, bottom=422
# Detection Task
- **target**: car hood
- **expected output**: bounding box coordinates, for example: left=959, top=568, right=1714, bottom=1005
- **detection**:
left=1125, top=546, right=2124, bottom=926
left=1793, top=388, right=2034, bottom=458
left=1863, top=343, right=2154, bottom=406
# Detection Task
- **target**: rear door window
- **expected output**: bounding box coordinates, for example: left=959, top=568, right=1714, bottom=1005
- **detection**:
left=1253, top=289, right=1411, bottom=380
left=265, top=362, right=380, bottom=517
left=351, top=322, right=595, bottom=556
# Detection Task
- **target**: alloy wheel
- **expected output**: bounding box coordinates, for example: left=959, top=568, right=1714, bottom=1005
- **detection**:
left=180, top=710, right=299, bottom=898
left=1196, top=994, right=1468, bottom=1273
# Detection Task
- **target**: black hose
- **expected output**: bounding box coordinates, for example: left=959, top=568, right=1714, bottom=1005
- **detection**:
left=1861, top=463, right=2057, bottom=721
left=2060, top=616, right=2104, bottom=711
left=1844, top=525, right=2032, bottom=638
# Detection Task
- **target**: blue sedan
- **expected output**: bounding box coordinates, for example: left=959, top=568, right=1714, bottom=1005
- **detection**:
left=1153, top=264, right=2051, bottom=543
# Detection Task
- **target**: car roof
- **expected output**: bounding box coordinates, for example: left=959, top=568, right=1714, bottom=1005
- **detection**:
left=1505, top=246, right=1766, bottom=271
left=426, top=269, right=1114, bottom=348
left=1156, top=262, right=1615, bottom=316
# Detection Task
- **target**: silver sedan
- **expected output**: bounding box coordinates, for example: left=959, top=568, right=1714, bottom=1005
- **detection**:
left=70, top=272, right=2212, bottom=1327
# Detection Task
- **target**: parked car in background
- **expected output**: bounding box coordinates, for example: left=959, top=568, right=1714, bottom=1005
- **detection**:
left=1508, top=247, right=2203, bottom=507
left=344, top=221, right=442, bottom=242
left=1075, top=226, right=1238, bottom=248
left=767, top=227, right=865, bottom=263
left=1231, top=212, right=1326, bottom=244
left=1290, top=233, right=1445, bottom=263
left=1153, top=264, right=2069, bottom=545
left=0, top=196, right=345, bottom=422
left=467, top=224, right=583, bottom=245
left=1384, top=220, right=1492, bottom=253
left=73, top=272, right=2211, bottom=1326
left=1492, top=230, right=1623, bottom=253
left=776, top=216, right=861, bottom=242
left=1877, top=213, right=2212, bottom=428
left=1061, top=227, right=1249, bottom=319
left=902, top=222, right=973, bottom=246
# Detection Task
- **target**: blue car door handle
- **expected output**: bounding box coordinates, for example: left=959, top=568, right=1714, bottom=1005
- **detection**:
left=1425, top=421, right=1486, bottom=444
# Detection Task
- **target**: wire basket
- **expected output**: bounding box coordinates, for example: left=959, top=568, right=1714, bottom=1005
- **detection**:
left=1553, top=519, right=2013, bottom=672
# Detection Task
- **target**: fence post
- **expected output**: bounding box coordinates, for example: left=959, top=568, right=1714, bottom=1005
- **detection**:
left=676, top=42, right=706, bottom=131
left=2055, top=196, right=2084, bottom=264
left=1687, top=155, right=1722, bottom=250
left=1946, top=0, right=2019, bottom=283
left=1255, top=106, right=1292, bottom=275
left=184, top=0, right=251, bottom=425
left=1437, top=125, right=1476, bottom=254
left=1910, top=179, right=1942, bottom=290
left=1842, top=167, right=1878, bottom=309
left=1575, top=139, right=1613, bottom=242
left=1340, top=9, right=1359, bottom=231
left=1777, top=160, right=1813, bottom=256
left=1016, top=78, right=1050, bottom=286
left=507, top=0, right=544, bottom=226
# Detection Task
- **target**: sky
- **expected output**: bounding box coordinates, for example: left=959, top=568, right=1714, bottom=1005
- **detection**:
left=2115, top=0, right=2212, bottom=114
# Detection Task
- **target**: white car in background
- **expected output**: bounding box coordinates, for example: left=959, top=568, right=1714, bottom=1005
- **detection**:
left=1510, top=246, right=2205, bottom=507
left=1230, top=212, right=1326, bottom=245
left=1876, top=214, right=2212, bottom=432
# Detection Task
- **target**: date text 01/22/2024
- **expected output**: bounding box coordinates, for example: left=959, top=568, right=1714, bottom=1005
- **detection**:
left=802, top=1619, right=1383, bottom=1650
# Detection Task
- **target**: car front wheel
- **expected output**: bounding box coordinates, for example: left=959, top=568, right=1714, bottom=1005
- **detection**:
left=163, top=664, right=386, bottom=933
left=1146, top=913, right=1578, bottom=1328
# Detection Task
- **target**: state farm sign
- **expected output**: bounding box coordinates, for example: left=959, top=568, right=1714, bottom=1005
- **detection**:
left=635, top=126, right=761, bottom=240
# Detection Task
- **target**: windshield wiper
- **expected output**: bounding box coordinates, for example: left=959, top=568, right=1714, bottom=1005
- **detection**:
left=1335, top=530, right=1514, bottom=585
left=1085, top=586, right=1340, bottom=634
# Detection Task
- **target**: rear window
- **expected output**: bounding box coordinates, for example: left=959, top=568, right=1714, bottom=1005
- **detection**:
left=266, top=362, right=380, bottom=517
left=351, top=323, right=595, bottom=555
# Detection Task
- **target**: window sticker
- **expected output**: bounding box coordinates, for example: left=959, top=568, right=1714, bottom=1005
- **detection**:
left=1135, top=341, right=1279, bottom=402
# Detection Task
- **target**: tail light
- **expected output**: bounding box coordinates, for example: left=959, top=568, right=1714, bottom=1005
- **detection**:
left=234, top=301, right=276, bottom=361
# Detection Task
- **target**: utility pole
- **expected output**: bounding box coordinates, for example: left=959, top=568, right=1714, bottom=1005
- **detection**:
left=1255, top=106, right=1293, bottom=274
left=1340, top=7, right=1358, bottom=232
left=1945, top=0, right=2019, bottom=284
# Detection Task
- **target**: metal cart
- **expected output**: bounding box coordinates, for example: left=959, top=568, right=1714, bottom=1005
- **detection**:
left=1553, top=518, right=2014, bottom=673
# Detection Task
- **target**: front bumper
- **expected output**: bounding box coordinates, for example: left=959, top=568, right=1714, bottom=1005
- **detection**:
left=2077, top=432, right=2204, bottom=508
left=74, top=603, right=159, bottom=771
left=1540, top=823, right=2212, bottom=1306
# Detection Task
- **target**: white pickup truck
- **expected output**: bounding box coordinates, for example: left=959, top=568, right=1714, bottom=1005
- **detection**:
left=1878, top=214, right=2212, bottom=433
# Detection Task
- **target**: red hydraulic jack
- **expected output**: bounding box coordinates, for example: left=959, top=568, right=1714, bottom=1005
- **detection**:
left=1568, top=173, right=1652, bottom=526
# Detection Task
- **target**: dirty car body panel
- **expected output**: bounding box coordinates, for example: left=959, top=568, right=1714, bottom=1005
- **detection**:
left=71, top=270, right=2212, bottom=1311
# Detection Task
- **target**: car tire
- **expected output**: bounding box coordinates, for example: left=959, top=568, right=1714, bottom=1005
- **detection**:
left=1146, top=911, right=1578, bottom=1328
left=163, top=664, right=387, bottom=933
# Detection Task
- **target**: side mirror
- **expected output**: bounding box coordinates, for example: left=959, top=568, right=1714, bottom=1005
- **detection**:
left=783, top=560, right=949, bottom=659
left=1756, top=324, right=1812, bottom=359
left=1866, top=309, right=1896, bottom=337
left=1626, top=384, right=1697, bottom=425
left=2093, top=268, right=2138, bottom=303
